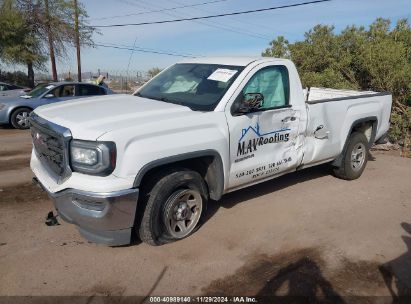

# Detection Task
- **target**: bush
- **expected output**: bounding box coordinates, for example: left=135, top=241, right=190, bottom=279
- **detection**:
left=0, top=70, right=30, bottom=87
left=262, top=17, right=411, bottom=156
left=389, top=108, right=411, bottom=155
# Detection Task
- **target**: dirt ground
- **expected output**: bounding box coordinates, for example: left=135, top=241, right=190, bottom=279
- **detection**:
left=0, top=126, right=410, bottom=302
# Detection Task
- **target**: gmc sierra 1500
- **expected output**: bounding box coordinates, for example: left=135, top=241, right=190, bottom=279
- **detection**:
left=30, top=57, right=392, bottom=246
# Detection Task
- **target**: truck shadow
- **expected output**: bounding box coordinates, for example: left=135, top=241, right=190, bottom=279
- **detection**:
left=202, top=247, right=347, bottom=302
left=202, top=235, right=411, bottom=302
left=209, top=164, right=331, bottom=214
left=379, top=222, right=411, bottom=302
left=256, top=254, right=344, bottom=303
left=128, top=222, right=411, bottom=303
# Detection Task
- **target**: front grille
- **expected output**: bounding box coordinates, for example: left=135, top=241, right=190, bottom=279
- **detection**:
left=29, top=113, right=72, bottom=183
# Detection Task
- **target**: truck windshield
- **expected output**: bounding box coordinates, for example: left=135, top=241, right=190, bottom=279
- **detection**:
left=135, top=63, right=244, bottom=111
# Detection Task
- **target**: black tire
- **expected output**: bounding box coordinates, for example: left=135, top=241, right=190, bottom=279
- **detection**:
left=333, top=132, right=369, bottom=180
left=138, top=168, right=208, bottom=246
left=10, top=107, right=32, bottom=129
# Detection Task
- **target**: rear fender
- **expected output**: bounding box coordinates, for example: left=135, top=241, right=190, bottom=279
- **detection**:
left=332, top=117, right=377, bottom=167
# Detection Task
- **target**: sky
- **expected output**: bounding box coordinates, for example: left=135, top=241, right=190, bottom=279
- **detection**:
left=7, top=0, right=411, bottom=74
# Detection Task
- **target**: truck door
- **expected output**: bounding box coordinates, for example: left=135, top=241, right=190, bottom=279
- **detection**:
left=226, top=65, right=302, bottom=189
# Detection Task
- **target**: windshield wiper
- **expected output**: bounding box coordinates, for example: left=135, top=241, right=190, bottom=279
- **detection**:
left=159, top=96, right=173, bottom=103
left=135, top=93, right=189, bottom=108
left=160, top=97, right=188, bottom=107
left=135, top=93, right=161, bottom=101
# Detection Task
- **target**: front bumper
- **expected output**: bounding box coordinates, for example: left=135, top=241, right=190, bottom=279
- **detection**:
left=34, top=177, right=139, bottom=246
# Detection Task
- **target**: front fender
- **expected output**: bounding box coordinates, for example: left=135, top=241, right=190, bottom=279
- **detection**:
left=133, top=149, right=225, bottom=200
left=98, top=112, right=230, bottom=195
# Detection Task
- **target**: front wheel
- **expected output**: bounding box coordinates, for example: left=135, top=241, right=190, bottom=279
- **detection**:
left=333, top=132, right=369, bottom=180
left=10, top=107, right=32, bottom=129
left=138, top=169, right=208, bottom=246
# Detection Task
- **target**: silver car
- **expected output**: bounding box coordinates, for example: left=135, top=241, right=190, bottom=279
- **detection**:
left=0, top=82, right=30, bottom=98
left=0, top=82, right=114, bottom=129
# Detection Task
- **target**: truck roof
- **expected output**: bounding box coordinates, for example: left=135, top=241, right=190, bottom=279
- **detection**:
left=178, top=56, right=289, bottom=67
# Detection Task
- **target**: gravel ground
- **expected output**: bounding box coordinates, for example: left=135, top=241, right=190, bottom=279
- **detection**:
left=0, top=126, right=410, bottom=302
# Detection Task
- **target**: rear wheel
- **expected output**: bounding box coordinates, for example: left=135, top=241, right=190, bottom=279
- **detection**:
left=333, top=132, right=369, bottom=180
left=138, top=168, right=208, bottom=245
left=10, top=107, right=32, bottom=129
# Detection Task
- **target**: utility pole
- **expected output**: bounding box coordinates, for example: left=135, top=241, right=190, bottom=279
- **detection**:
left=73, top=0, right=81, bottom=82
left=45, top=0, right=57, bottom=81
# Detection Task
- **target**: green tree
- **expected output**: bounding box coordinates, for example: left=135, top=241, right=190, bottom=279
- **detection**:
left=0, top=70, right=30, bottom=87
left=262, top=36, right=290, bottom=58
left=0, top=0, right=96, bottom=85
left=39, top=0, right=96, bottom=81
left=147, top=67, right=162, bottom=79
left=0, top=0, right=46, bottom=87
left=262, top=17, right=411, bottom=155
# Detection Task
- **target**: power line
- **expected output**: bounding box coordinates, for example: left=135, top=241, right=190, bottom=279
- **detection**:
left=167, top=0, right=272, bottom=40
left=130, top=0, right=272, bottom=40
left=169, top=0, right=272, bottom=37
left=97, top=41, right=201, bottom=57
left=90, top=0, right=231, bottom=21
left=95, top=43, right=200, bottom=58
left=91, top=0, right=332, bottom=28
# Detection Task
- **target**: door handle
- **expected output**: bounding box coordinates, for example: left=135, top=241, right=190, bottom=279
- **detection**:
left=281, top=116, right=296, bottom=123
left=314, top=125, right=330, bottom=139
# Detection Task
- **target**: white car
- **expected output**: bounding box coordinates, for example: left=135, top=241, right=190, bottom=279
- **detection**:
left=30, top=57, right=392, bottom=246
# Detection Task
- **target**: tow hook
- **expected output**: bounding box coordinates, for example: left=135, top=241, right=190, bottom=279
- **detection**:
left=32, top=178, right=60, bottom=226
left=32, top=177, right=45, bottom=191
left=45, top=211, right=60, bottom=226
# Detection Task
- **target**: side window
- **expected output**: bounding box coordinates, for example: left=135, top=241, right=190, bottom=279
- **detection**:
left=48, top=85, right=75, bottom=97
left=60, top=85, right=75, bottom=97
left=79, top=84, right=104, bottom=96
left=49, top=86, right=62, bottom=97
left=242, top=66, right=290, bottom=109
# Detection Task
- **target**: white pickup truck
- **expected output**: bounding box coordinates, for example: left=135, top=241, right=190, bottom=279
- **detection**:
left=30, top=57, right=392, bottom=246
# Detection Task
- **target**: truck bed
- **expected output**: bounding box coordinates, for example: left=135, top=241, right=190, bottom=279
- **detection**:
left=305, top=87, right=388, bottom=104
left=301, top=87, right=392, bottom=167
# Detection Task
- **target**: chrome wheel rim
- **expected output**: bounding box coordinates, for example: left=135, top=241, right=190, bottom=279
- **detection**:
left=163, top=189, right=203, bottom=239
left=351, top=143, right=366, bottom=171
left=16, top=111, right=30, bottom=128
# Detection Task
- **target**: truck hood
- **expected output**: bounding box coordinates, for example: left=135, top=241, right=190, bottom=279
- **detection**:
left=34, top=94, right=198, bottom=139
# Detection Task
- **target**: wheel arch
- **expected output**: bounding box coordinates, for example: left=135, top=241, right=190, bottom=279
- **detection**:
left=9, top=105, right=34, bottom=124
left=133, top=150, right=225, bottom=201
left=332, top=116, right=378, bottom=167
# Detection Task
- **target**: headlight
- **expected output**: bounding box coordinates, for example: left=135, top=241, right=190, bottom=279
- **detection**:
left=71, top=146, right=98, bottom=165
left=70, top=140, right=116, bottom=176
left=0, top=104, right=6, bottom=111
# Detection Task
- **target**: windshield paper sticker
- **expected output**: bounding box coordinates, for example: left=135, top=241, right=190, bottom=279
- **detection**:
left=46, top=85, right=55, bottom=90
left=207, top=69, right=238, bottom=82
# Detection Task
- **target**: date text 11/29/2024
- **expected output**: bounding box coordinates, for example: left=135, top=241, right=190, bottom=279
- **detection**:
left=149, top=296, right=258, bottom=303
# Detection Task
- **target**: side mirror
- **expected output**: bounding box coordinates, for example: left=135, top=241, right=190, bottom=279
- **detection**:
left=238, top=93, right=264, bottom=113
left=44, top=93, right=55, bottom=98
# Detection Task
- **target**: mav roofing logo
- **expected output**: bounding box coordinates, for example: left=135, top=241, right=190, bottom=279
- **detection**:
left=237, top=123, right=290, bottom=156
